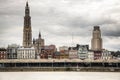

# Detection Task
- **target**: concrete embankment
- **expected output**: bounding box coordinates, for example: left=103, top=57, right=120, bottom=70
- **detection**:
left=0, top=67, right=120, bottom=72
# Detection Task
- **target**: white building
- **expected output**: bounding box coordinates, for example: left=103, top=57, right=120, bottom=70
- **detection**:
left=77, top=45, right=89, bottom=60
left=88, top=50, right=94, bottom=60
left=102, top=50, right=111, bottom=60
left=69, top=49, right=78, bottom=59
left=59, top=46, right=69, bottom=51
left=7, top=44, right=19, bottom=59
left=17, top=47, right=35, bottom=59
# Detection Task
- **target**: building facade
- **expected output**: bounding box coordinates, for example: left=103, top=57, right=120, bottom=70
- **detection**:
left=7, top=44, right=19, bottom=59
left=94, top=51, right=102, bottom=60
left=69, top=48, right=78, bottom=59
left=53, top=52, right=60, bottom=59
left=0, top=48, right=7, bottom=59
left=115, top=51, right=120, bottom=60
left=59, top=46, right=69, bottom=51
left=77, top=45, right=89, bottom=60
left=17, top=47, right=35, bottom=59
left=23, top=1, right=32, bottom=48
left=33, top=32, right=44, bottom=59
left=88, top=50, right=94, bottom=60
left=91, top=26, right=102, bottom=51
left=60, top=50, right=69, bottom=59
left=102, top=49, right=111, bottom=60
left=40, top=45, right=56, bottom=59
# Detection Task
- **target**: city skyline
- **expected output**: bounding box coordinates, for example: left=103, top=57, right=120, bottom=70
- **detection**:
left=0, top=0, right=120, bottom=51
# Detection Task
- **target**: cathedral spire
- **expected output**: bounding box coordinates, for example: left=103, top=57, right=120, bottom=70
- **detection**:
left=39, top=31, right=41, bottom=38
left=26, top=1, right=28, bottom=7
left=25, top=1, right=30, bottom=16
left=23, top=1, right=32, bottom=48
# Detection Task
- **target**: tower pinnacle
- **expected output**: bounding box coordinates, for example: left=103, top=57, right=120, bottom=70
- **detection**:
left=39, top=31, right=41, bottom=38
left=26, top=1, right=28, bottom=7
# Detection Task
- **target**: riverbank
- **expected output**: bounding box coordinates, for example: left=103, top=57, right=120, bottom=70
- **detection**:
left=0, top=67, right=120, bottom=72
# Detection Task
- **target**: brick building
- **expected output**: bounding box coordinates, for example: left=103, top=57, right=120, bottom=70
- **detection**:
left=40, top=45, right=56, bottom=59
left=0, top=48, right=7, bottom=59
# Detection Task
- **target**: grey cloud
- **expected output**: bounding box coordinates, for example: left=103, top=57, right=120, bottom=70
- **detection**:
left=0, top=0, right=120, bottom=51
left=103, top=30, right=120, bottom=37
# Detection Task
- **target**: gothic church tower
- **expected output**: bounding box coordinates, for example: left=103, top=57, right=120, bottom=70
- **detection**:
left=23, top=1, right=32, bottom=48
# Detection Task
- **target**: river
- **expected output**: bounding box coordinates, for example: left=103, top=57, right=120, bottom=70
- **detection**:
left=0, top=72, right=120, bottom=80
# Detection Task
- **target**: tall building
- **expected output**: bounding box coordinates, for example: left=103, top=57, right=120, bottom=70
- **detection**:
left=23, top=1, right=32, bottom=48
left=91, top=26, right=102, bottom=51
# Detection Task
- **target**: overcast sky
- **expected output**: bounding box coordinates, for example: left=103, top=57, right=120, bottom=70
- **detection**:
left=0, top=0, right=120, bottom=51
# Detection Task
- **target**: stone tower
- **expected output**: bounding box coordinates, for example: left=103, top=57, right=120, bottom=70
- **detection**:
left=91, top=26, right=102, bottom=51
left=33, top=32, right=45, bottom=59
left=23, top=1, right=32, bottom=48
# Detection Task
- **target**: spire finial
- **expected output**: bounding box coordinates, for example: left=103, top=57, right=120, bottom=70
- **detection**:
left=39, top=31, right=41, bottom=38
left=26, top=0, right=29, bottom=7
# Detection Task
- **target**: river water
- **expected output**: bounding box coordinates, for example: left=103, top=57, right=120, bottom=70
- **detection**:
left=0, top=72, right=120, bottom=80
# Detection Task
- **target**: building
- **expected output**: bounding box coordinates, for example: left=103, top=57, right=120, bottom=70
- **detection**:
left=88, top=50, right=94, bottom=60
left=33, top=32, right=45, bottom=59
left=23, top=1, right=32, bottom=48
left=0, top=48, right=7, bottom=59
left=94, top=51, right=102, bottom=60
left=60, top=50, right=69, bottom=59
left=77, top=45, right=89, bottom=60
left=69, top=48, right=78, bottom=59
left=60, top=53, right=69, bottom=59
left=17, top=47, right=35, bottom=59
left=53, top=52, right=60, bottom=59
left=91, top=26, right=102, bottom=51
left=102, top=49, right=111, bottom=60
left=115, top=51, right=120, bottom=60
left=40, top=45, right=56, bottom=59
left=59, top=46, right=69, bottom=51
left=7, top=44, right=19, bottom=59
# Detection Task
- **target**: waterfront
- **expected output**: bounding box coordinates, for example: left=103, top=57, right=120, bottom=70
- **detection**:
left=0, top=72, right=120, bottom=80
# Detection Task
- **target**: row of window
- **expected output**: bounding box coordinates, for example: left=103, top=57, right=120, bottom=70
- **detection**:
left=0, top=52, right=7, bottom=53
left=17, top=56, right=35, bottom=59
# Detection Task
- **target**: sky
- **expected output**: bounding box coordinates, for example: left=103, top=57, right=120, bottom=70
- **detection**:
left=0, top=0, right=120, bottom=51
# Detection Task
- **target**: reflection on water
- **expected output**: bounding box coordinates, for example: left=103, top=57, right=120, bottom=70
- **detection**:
left=0, top=72, right=120, bottom=80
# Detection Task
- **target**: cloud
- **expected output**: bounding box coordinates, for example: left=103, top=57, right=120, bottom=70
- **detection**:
left=0, top=0, right=120, bottom=51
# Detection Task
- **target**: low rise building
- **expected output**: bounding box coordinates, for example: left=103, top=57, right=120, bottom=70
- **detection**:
left=59, top=46, right=69, bottom=51
left=60, top=50, right=69, bottom=59
left=7, top=44, right=19, bottom=59
left=69, top=49, right=78, bottom=59
left=94, top=51, right=102, bottom=60
left=102, top=49, right=111, bottom=60
left=53, top=52, right=60, bottom=59
left=17, top=47, right=35, bottom=59
left=0, top=48, right=7, bottom=59
left=88, top=50, right=94, bottom=60
left=40, top=45, right=56, bottom=59
left=115, top=51, right=120, bottom=60
left=77, top=45, right=89, bottom=60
